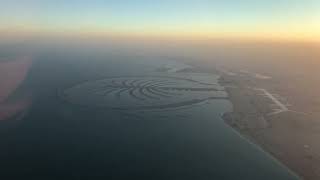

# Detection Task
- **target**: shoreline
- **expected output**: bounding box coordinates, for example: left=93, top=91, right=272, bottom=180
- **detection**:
left=219, top=73, right=320, bottom=180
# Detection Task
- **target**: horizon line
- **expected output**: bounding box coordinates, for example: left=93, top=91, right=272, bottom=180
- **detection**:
left=1, top=29, right=319, bottom=45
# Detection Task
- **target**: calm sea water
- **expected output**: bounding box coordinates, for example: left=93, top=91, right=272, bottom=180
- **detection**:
left=0, top=51, right=298, bottom=179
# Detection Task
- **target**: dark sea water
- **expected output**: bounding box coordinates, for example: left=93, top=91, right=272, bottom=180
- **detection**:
left=0, top=50, right=298, bottom=179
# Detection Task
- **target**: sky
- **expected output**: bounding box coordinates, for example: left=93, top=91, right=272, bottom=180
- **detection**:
left=1, top=0, right=320, bottom=42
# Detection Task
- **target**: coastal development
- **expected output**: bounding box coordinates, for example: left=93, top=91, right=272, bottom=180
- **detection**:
left=219, top=66, right=320, bottom=180
left=254, top=88, right=290, bottom=115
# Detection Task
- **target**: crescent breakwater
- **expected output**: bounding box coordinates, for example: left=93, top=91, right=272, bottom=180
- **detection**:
left=61, top=75, right=228, bottom=111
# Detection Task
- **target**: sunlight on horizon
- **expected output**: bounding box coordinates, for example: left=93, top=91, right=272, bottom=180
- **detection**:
left=1, top=1, right=320, bottom=43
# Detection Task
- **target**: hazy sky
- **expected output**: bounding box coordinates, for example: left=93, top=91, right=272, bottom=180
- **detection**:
left=1, top=0, right=320, bottom=41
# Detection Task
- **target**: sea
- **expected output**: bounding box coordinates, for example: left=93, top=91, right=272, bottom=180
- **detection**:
left=0, top=46, right=298, bottom=179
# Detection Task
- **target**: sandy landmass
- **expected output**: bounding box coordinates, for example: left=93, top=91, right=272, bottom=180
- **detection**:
left=220, top=73, right=320, bottom=180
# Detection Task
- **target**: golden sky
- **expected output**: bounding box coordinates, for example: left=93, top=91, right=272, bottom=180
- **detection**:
left=1, top=1, right=319, bottom=42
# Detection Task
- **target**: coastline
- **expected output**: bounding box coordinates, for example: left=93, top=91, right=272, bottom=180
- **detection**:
left=219, top=73, right=320, bottom=180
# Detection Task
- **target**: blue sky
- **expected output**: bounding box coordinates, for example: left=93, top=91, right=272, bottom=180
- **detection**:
left=1, top=0, right=320, bottom=40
